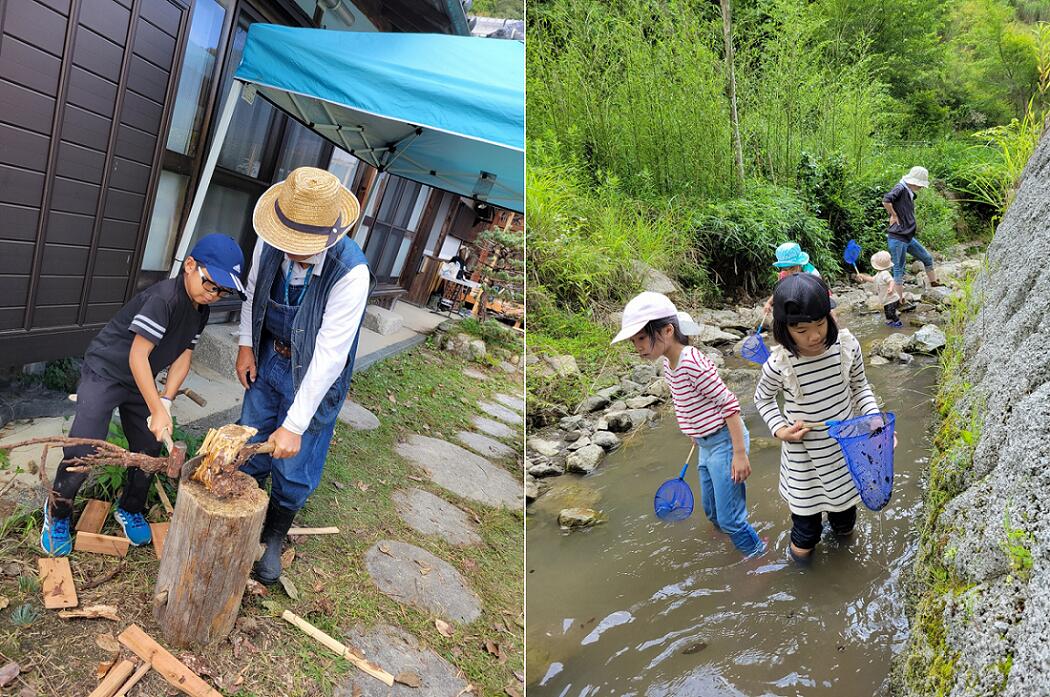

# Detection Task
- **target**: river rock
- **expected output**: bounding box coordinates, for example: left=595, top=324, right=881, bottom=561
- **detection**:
left=577, top=395, right=609, bottom=414
left=396, top=435, right=522, bottom=508
left=632, top=260, right=678, bottom=295
left=525, top=474, right=540, bottom=502
left=644, top=379, right=668, bottom=397
left=566, top=437, right=592, bottom=452
left=472, top=416, right=517, bottom=440
left=630, top=364, right=658, bottom=384
left=558, top=507, right=605, bottom=529
left=897, top=352, right=914, bottom=365
left=528, top=438, right=561, bottom=457
left=527, top=459, right=563, bottom=478
left=544, top=355, right=579, bottom=377
left=563, top=430, right=582, bottom=443
left=923, top=286, right=956, bottom=305
left=559, top=415, right=584, bottom=430
left=626, top=395, right=660, bottom=409
left=456, top=431, right=515, bottom=460
left=565, top=444, right=605, bottom=474
left=597, top=385, right=623, bottom=400
left=337, top=400, right=381, bottom=431
left=392, top=489, right=481, bottom=547
left=602, top=411, right=634, bottom=433
left=364, top=541, right=481, bottom=624
left=335, top=624, right=470, bottom=696
left=606, top=400, right=628, bottom=414
left=694, top=323, right=740, bottom=346
left=619, top=378, right=645, bottom=397
left=870, top=355, right=890, bottom=366
left=592, top=431, right=621, bottom=451
left=874, top=333, right=912, bottom=359
left=626, top=408, right=656, bottom=428
left=907, top=324, right=947, bottom=354
left=699, top=346, right=725, bottom=368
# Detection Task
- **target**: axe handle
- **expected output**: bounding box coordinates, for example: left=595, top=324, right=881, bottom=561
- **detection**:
left=179, top=389, right=207, bottom=407
left=162, top=433, right=174, bottom=454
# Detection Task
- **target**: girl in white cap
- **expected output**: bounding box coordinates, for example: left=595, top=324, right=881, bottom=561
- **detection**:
left=612, top=292, right=765, bottom=556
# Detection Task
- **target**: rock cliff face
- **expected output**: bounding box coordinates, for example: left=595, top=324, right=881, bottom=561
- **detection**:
left=894, top=135, right=1050, bottom=695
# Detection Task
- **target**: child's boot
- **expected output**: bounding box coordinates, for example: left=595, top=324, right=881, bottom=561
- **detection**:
left=253, top=500, right=297, bottom=586
left=40, top=501, right=72, bottom=556
left=886, top=319, right=903, bottom=328
left=113, top=507, right=153, bottom=546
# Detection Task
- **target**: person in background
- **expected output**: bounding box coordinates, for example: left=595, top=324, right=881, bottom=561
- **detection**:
left=882, top=166, right=941, bottom=288
left=854, top=250, right=908, bottom=328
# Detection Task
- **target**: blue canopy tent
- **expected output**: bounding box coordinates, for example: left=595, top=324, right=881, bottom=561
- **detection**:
left=172, top=25, right=524, bottom=270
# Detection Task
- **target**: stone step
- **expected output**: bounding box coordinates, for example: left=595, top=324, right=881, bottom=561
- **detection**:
left=335, top=624, right=470, bottom=696
left=395, top=434, right=522, bottom=508
left=392, top=488, right=481, bottom=546
left=364, top=540, right=481, bottom=624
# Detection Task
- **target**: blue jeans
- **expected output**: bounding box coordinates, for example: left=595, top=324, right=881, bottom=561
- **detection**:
left=888, top=236, right=934, bottom=284
left=239, top=342, right=338, bottom=511
left=695, top=423, right=763, bottom=556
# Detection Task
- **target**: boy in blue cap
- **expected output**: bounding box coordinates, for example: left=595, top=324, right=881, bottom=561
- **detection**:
left=41, top=234, right=245, bottom=556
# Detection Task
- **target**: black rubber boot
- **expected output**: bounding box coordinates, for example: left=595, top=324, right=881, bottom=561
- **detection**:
left=252, top=500, right=296, bottom=586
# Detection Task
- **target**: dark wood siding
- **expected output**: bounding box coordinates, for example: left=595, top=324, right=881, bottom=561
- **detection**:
left=0, top=0, right=188, bottom=365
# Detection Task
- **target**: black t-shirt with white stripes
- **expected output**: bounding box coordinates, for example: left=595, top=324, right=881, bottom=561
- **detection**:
left=84, top=277, right=209, bottom=390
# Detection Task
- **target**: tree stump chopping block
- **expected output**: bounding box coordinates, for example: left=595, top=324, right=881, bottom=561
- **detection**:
left=154, top=472, right=267, bottom=648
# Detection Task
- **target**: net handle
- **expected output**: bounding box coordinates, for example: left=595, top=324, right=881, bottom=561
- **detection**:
left=678, top=443, right=697, bottom=479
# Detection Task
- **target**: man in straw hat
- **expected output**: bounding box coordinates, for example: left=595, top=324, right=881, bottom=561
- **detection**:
left=235, top=166, right=373, bottom=585
left=882, top=166, right=942, bottom=289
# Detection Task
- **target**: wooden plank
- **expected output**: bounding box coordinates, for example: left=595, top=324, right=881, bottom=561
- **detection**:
left=117, top=624, right=222, bottom=697
left=281, top=610, right=395, bottom=686
left=76, top=499, right=110, bottom=534
left=112, top=660, right=150, bottom=697
left=88, top=658, right=135, bottom=697
left=74, top=532, right=130, bottom=557
left=37, top=557, right=78, bottom=609
left=288, top=527, right=340, bottom=536
left=150, top=522, right=169, bottom=560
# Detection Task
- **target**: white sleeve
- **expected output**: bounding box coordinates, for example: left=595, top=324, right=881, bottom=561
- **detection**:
left=238, top=240, right=265, bottom=348
left=281, top=264, right=371, bottom=434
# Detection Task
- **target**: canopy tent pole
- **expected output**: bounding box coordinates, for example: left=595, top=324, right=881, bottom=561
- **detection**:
left=169, top=80, right=245, bottom=277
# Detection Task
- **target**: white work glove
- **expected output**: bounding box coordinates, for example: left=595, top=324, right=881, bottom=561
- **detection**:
left=146, top=397, right=173, bottom=432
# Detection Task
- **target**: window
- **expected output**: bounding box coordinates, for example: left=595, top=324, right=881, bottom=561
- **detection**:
left=275, top=119, right=328, bottom=181
left=166, top=0, right=229, bottom=157
left=142, top=171, right=188, bottom=270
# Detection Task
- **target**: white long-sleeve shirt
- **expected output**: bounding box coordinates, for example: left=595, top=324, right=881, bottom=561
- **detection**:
left=238, top=239, right=370, bottom=435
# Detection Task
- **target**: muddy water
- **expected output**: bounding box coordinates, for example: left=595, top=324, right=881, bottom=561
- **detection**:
left=526, top=313, right=939, bottom=696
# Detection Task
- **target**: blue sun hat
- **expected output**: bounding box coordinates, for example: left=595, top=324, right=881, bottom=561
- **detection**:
left=772, top=242, right=810, bottom=268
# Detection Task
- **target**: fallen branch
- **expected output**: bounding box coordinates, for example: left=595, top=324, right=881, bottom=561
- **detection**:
left=80, top=563, right=125, bottom=591
left=281, top=609, right=394, bottom=686
left=288, top=527, right=340, bottom=536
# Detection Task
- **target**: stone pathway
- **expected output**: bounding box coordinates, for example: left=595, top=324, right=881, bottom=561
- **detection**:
left=364, top=540, right=482, bottom=624
left=337, top=400, right=381, bottom=431
left=334, top=624, right=470, bottom=696
left=493, top=393, right=525, bottom=412
left=463, top=366, right=489, bottom=381
left=395, top=435, right=522, bottom=508
left=392, top=488, right=481, bottom=547
left=471, top=415, right=518, bottom=440
left=477, top=401, right=524, bottom=426
left=455, top=430, right=516, bottom=460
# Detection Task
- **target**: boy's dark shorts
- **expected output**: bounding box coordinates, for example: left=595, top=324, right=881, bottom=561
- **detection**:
left=790, top=506, right=857, bottom=550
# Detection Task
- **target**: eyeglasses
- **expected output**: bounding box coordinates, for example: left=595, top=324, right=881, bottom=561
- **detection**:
left=198, top=267, right=237, bottom=298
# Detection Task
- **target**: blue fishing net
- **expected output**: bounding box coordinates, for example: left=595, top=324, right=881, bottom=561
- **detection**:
left=828, top=412, right=896, bottom=511
left=740, top=332, right=771, bottom=364
left=654, top=463, right=694, bottom=521
left=844, top=239, right=862, bottom=266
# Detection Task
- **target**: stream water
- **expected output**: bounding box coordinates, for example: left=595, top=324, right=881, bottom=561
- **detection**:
left=526, top=312, right=939, bottom=696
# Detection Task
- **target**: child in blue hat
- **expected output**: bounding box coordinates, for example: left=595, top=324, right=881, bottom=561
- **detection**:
left=763, top=242, right=822, bottom=314
left=41, top=234, right=245, bottom=556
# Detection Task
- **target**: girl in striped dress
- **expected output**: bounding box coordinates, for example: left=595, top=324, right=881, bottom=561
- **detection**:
left=612, top=292, right=765, bottom=557
left=754, top=273, right=883, bottom=563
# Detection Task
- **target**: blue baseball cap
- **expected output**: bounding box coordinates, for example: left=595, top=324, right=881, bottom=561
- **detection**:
left=188, top=234, right=246, bottom=300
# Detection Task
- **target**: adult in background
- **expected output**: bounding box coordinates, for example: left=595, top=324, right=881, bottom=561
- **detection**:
left=235, top=166, right=373, bottom=585
left=882, top=166, right=942, bottom=288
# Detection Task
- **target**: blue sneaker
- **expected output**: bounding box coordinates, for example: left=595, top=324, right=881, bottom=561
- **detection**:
left=40, top=502, right=72, bottom=556
left=113, top=507, right=152, bottom=546
left=886, top=320, right=903, bottom=328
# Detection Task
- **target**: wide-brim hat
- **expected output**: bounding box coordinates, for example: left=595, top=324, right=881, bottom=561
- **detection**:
left=871, top=250, right=893, bottom=271
left=611, top=292, right=700, bottom=344
left=773, top=242, right=810, bottom=268
left=253, top=166, right=361, bottom=255
left=902, top=166, right=929, bottom=188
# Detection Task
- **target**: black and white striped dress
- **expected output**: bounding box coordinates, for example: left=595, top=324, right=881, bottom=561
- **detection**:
left=753, top=331, right=880, bottom=515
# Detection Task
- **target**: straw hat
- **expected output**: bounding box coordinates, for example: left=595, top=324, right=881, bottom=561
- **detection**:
left=252, top=167, right=361, bottom=255
left=870, top=250, right=893, bottom=271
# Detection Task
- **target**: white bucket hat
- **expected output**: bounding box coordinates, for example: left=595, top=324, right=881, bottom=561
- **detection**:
left=611, top=292, right=701, bottom=344
left=902, top=166, right=929, bottom=188
left=870, top=250, right=893, bottom=271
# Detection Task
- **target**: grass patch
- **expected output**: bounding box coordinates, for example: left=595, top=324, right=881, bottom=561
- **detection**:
left=0, top=342, right=523, bottom=696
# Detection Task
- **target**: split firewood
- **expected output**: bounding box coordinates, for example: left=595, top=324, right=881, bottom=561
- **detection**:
left=88, top=659, right=135, bottom=697
left=287, top=527, right=340, bottom=535
left=118, top=624, right=222, bottom=697
left=186, top=424, right=275, bottom=498
left=281, top=609, right=395, bottom=686
left=58, top=605, right=120, bottom=621
left=113, top=661, right=151, bottom=697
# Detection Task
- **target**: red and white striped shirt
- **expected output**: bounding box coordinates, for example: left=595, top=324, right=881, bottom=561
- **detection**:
left=662, top=346, right=741, bottom=438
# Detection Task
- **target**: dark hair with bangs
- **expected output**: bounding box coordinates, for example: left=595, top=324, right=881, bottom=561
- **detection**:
left=773, top=312, right=838, bottom=357
left=640, top=315, right=690, bottom=349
